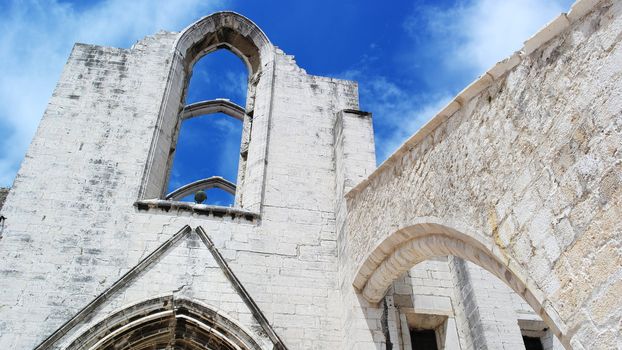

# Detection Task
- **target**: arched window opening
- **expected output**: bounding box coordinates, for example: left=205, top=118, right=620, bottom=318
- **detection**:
left=166, top=49, right=248, bottom=206
left=65, top=296, right=263, bottom=350
left=140, top=13, right=273, bottom=211
left=185, top=49, right=248, bottom=106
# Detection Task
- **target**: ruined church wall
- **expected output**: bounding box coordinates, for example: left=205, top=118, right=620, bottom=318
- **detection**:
left=0, top=26, right=363, bottom=350
left=344, top=1, right=622, bottom=348
left=0, top=32, right=179, bottom=348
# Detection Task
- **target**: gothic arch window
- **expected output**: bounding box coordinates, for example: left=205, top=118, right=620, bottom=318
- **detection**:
left=65, top=296, right=264, bottom=350
left=165, top=49, right=248, bottom=206
left=139, top=12, right=274, bottom=213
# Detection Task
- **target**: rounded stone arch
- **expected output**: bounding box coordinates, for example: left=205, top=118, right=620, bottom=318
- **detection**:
left=66, top=295, right=265, bottom=350
left=352, top=219, right=571, bottom=348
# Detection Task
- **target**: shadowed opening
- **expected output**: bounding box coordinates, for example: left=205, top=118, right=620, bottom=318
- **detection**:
left=66, top=296, right=262, bottom=350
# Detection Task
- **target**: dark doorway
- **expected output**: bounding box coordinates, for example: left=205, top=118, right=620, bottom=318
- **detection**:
left=522, top=336, right=544, bottom=350
left=410, top=329, right=438, bottom=350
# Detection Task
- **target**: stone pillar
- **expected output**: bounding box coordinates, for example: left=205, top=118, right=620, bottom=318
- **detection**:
left=450, top=257, right=526, bottom=350
left=334, top=109, right=379, bottom=349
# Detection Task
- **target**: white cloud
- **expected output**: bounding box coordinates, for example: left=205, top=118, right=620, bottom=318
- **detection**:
left=342, top=70, right=453, bottom=161
left=0, top=0, right=227, bottom=187
left=376, top=95, right=453, bottom=161
left=219, top=71, right=248, bottom=104
left=358, top=0, right=574, bottom=163
left=407, top=0, right=573, bottom=75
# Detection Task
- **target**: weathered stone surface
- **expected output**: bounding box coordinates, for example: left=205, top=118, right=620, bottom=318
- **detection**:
left=0, top=1, right=617, bottom=349
left=0, top=13, right=357, bottom=349
left=344, top=1, right=621, bottom=348
left=0, top=188, right=8, bottom=210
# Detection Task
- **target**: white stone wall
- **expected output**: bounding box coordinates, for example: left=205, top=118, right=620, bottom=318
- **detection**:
left=392, top=259, right=462, bottom=350
left=390, top=257, right=566, bottom=350
left=456, top=260, right=525, bottom=349
left=0, top=2, right=618, bottom=349
left=334, top=109, right=379, bottom=349
left=344, top=1, right=621, bottom=348
left=0, top=18, right=364, bottom=349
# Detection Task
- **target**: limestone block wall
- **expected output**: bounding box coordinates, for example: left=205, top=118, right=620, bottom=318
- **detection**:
left=50, top=226, right=276, bottom=349
left=0, top=13, right=367, bottom=350
left=344, top=1, right=622, bottom=348
left=0, top=188, right=9, bottom=210
left=333, top=110, right=379, bottom=349
left=391, top=259, right=462, bottom=350
left=0, top=33, right=178, bottom=348
left=452, top=259, right=526, bottom=349
left=388, top=257, right=564, bottom=350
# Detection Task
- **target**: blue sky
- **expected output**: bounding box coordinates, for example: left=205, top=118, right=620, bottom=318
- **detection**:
left=0, top=0, right=574, bottom=204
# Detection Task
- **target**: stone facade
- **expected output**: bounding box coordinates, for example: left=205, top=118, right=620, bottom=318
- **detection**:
left=0, top=1, right=618, bottom=349
left=345, top=0, right=621, bottom=349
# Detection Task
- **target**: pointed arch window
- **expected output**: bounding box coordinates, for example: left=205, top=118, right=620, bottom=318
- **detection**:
left=139, top=12, right=274, bottom=214
left=164, top=50, right=248, bottom=206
